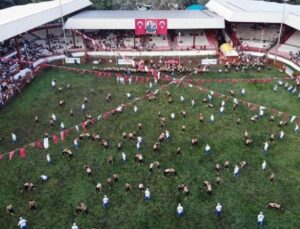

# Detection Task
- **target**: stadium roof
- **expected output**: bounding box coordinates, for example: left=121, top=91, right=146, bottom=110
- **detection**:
left=206, top=0, right=300, bottom=31
left=0, top=0, right=92, bottom=42
left=64, top=10, right=225, bottom=30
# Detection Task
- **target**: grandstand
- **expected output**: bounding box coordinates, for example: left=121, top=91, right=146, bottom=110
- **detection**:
left=1, top=0, right=300, bottom=104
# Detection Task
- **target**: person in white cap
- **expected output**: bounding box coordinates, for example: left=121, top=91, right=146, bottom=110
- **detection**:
left=220, top=106, right=225, bottom=115
left=205, top=144, right=211, bottom=156
left=215, top=202, right=222, bottom=217
left=11, top=133, right=17, bottom=144
left=51, top=113, right=57, bottom=122
left=73, top=138, right=79, bottom=149
left=257, top=212, right=264, bottom=226
left=46, top=153, right=51, bottom=165
left=122, top=152, right=127, bottom=162
left=234, top=165, right=240, bottom=177
left=40, top=175, right=48, bottom=182
left=81, top=103, right=85, bottom=112
left=144, top=188, right=151, bottom=201
left=241, top=88, right=246, bottom=96
left=191, top=99, right=195, bottom=107
left=279, top=130, right=284, bottom=139
left=261, top=161, right=267, bottom=171
left=103, top=195, right=109, bottom=208
left=264, top=142, right=269, bottom=153
left=179, top=96, right=185, bottom=103
left=71, top=222, right=79, bottom=229
left=259, top=108, right=264, bottom=117
left=165, top=130, right=170, bottom=140
left=126, top=92, right=131, bottom=99
left=137, top=136, right=143, bottom=143
left=18, top=217, right=27, bottom=229
left=210, top=114, right=215, bottom=123
left=51, top=79, right=56, bottom=88
left=60, top=122, right=65, bottom=130
left=176, top=203, right=184, bottom=216
left=171, top=113, right=175, bottom=120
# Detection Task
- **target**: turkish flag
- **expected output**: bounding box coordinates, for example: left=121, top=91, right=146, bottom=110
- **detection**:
left=35, top=140, right=44, bottom=149
left=135, top=19, right=146, bottom=35
left=9, top=151, right=15, bottom=160
left=157, top=19, right=168, bottom=35
left=52, top=134, right=59, bottom=144
left=20, top=148, right=26, bottom=158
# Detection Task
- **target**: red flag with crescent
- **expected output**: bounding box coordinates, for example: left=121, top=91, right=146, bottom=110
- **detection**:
left=135, top=19, right=146, bottom=35
left=157, top=19, right=168, bottom=35
left=20, top=148, right=26, bottom=158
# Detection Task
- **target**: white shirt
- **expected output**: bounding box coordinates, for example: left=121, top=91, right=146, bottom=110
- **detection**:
left=234, top=166, right=239, bottom=174
left=216, top=203, right=222, bottom=212
left=177, top=204, right=184, bottom=214
left=71, top=223, right=79, bottom=229
left=221, top=100, right=225, bottom=106
left=81, top=104, right=85, bottom=110
left=165, top=131, right=170, bottom=138
left=11, top=133, right=16, bottom=142
left=290, top=116, right=296, bottom=123
left=171, top=113, right=175, bottom=120
left=18, top=218, right=27, bottom=228
left=210, top=115, right=214, bottom=122
left=149, top=82, right=153, bottom=89
left=257, top=213, right=264, bottom=222
left=51, top=80, right=56, bottom=87
left=145, top=189, right=150, bottom=198
left=126, top=93, right=131, bottom=99
left=137, top=136, right=143, bottom=143
left=136, top=142, right=141, bottom=150
left=220, top=106, right=225, bottom=113
left=60, top=122, right=65, bottom=129
left=134, top=106, right=138, bottom=112
left=74, top=139, right=78, bottom=145
left=259, top=109, right=264, bottom=116
left=180, top=96, right=184, bottom=102
left=103, top=196, right=109, bottom=204
left=122, top=152, right=126, bottom=161
left=46, top=154, right=51, bottom=162
left=191, top=100, right=195, bottom=106
left=205, top=144, right=211, bottom=152
left=51, top=114, right=56, bottom=121
left=280, top=131, right=284, bottom=139
left=295, top=125, right=299, bottom=132
left=241, top=88, right=245, bottom=95
left=41, top=175, right=48, bottom=181
left=233, top=98, right=238, bottom=104
left=264, top=142, right=269, bottom=151
left=262, top=161, right=267, bottom=170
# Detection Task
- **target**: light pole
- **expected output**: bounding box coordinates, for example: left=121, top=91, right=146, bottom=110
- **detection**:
left=274, top=0, right=289, bottom=64
left=24, top=43, right=34, bottom=79
left=257, top=28, right=264, bottom=64
left=59, top=0, right=68, bottom=54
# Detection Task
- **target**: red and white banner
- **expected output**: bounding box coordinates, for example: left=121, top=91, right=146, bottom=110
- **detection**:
left=157, top=19, right=168, bottom=35
left=135, top=19, right=168, bottom=35
left=135, top=19, right=146, bottom=35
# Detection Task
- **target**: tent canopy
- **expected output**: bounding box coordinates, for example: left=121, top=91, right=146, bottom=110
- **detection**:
left=0, top=0, right=92, bottom=42
left=220, top=43, right=238, bottom=56
left=206, top=0, right=300, bottom=31
left=186, top=4, right=207, bottom=11
left=64, top=10, right=225, bottom=30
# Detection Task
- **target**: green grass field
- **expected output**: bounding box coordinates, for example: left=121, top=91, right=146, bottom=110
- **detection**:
left=0, top=67, right=300, bottom=229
